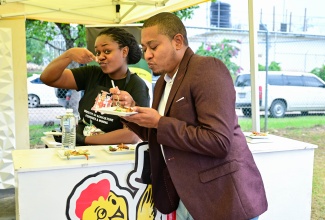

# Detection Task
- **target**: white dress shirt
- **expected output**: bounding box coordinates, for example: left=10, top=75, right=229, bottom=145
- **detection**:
left=157, top=71, right=178, bottom=160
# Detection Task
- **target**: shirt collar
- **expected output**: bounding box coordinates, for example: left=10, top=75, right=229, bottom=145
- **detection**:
left=164, top=70, right=178, bottom=84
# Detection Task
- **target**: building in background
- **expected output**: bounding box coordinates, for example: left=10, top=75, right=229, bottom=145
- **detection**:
left=183, top=1, right=325, bottom=73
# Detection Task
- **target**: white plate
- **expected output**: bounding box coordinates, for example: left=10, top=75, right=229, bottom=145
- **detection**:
left=246, top=134, right=269, bottom=139
left=44, top=131, right=62, bottom=136
left=95, top=107, right=138, bottom=117
left=57, top=149, right=94, bottom=160
left=103, top=144, right=136, bottom=154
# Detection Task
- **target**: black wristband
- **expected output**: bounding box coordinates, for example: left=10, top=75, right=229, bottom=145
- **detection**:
left=76, top=133, right=86, bottom=146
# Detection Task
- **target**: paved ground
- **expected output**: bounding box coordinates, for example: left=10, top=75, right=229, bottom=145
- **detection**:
left=0, top=188, right=15, bottom=220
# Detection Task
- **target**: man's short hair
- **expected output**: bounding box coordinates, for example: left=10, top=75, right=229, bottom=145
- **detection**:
left=143, top=12, right=188, bottom=46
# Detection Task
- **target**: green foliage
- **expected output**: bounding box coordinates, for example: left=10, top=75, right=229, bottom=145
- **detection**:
left=27, top=71, right=41, bottom=78
left=29, top=124, right=57, bottom=146
left=269, top=61, right=281, bottom=71
left=26, top=19, right=86, bottom=65
left=239, top=115, right=325, bottom=132
left=311, top=64, right=325, bottom=81
left=195, top=39, right=242, bottom=76
left=172, top=0, right=217, bottom=20
left=26, top=20, right=58, bottom=65
left=173, top=6, right=199, bottom=20
left=258, top=61, right=281, bottom=71
left=258, top=64, right=265, bottom=71
left=26, top=39, right=47, bottom=64
left=26, top=20, right=58, bottom=42
left=75, top=24, right=87, bottom=47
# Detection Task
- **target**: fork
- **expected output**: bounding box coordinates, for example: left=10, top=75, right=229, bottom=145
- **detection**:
left=111, top=80, right=120, bottom=107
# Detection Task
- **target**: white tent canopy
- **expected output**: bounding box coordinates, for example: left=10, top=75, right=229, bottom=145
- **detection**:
left=0, top=0, right=209, bottom=24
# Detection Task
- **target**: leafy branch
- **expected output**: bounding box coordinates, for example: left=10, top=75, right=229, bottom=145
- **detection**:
left=195, top=39, right=242, bottom=76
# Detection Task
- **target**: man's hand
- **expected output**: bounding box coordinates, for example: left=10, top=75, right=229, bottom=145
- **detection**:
left=122, top=107, right=161, bottom=128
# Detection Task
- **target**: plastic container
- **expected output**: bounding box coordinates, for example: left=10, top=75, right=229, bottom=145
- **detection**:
left=61, top=108, right=76, bottom=149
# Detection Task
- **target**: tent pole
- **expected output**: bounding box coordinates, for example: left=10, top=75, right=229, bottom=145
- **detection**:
left=248, top=0, right=260, bottom=132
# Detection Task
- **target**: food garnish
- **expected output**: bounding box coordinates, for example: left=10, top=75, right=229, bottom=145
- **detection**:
left=250, top=131, right=268, bottom=136
left=115, top=106, right=134, bottom=112
left=109, top=146, right=117, bottom=152
left=117, top=143, right=130, bottom=150
left=109, top=143, right=130, bottom=152
left=82, top=119, right=105, bottom=136
left=64, top=149, right=90, bottom=160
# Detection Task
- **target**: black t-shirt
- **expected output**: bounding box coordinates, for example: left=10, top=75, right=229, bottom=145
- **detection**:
left=71, top=65, right=150, bottom=135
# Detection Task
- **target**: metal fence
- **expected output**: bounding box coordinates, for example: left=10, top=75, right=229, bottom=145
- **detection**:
left=186, top=26, right=325, bottom=127
left=186, top=26, right=325, bottom=72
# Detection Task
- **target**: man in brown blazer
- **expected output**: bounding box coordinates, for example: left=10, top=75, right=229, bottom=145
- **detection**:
left=119, top=12, right=268, bottom=220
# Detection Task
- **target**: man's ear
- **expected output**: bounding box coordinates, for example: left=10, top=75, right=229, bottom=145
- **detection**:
left=173, top=34, right=184, bottom=50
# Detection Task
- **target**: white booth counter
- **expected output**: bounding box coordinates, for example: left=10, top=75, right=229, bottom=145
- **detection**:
left=13, top=134, right=317, bottom=220
left=12, top=143, right=158, bottom=220
left=246, top=133, right=317, bottom=220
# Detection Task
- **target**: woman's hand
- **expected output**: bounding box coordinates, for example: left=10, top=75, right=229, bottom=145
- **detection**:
left=67, top=48, right=96, bottom=64
left=109, top=86, right=121, bottom=95
left=110, top=87, right=135, bottom=107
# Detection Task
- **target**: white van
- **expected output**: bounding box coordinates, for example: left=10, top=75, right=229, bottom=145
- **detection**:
left=234, top=71, right=325, bottom=118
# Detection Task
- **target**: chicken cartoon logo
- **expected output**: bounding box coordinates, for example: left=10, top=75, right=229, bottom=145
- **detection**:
left=66, top=170, right=132, bottom=220
left=75, top=179, right=128, bottom=220
left=65, top=143, right=175, bottom=220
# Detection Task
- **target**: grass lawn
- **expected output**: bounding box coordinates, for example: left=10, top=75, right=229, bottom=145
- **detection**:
left=29, top=124, right=57, bottom=146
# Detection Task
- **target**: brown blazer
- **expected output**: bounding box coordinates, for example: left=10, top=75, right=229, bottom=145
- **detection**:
left=124, top=48, right=268, bottom=220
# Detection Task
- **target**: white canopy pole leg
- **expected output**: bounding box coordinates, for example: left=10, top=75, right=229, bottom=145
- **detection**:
left=248, top=0, right=260, bottom=132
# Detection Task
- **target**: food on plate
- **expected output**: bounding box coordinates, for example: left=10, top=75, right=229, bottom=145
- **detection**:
left=64, top=149, right=90, bottom=160
left=250, top=131, right=268, bottom=136
left=117, top=143, right=130, bottom=149
left=82, top=119, right=105, bottom=136
left=115, top=106, right=134, bottom=112
left=108, top=146, right=117, bottom=152
left=109, top=143, right=131, bottom=152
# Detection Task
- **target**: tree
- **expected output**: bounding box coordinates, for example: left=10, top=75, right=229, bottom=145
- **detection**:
left=173, top=0, right=217, bottom=20
left=195, top=39, right=242, bottom=77
left=173, top=6, right=199, bottom=20
left=311, top=65, right=325, bottom=81
left=258, top=61, right=281, bottom=71
left=26, top=20, right=86, bottom=65
left=26, top=34, right=48, bottom=65
left=26, top=20, right=56, bottom=65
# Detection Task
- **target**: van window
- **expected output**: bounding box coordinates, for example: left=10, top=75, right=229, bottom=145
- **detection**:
left=284, top=76, right=304, bottom=86
left=268, top=75, right=284, bottom=85
left=235, top=74, right=251, bottom=87
left=303, top=76, right=324, bottom=87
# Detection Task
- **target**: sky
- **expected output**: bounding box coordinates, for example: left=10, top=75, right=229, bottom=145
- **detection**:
left=184, top=0, right=324, bottom=34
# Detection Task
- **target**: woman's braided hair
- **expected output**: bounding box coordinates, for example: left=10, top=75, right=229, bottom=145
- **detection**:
left=98, top=27, right=142, bottom=64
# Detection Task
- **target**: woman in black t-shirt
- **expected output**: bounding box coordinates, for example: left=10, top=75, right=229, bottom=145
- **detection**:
left=41, top=27, right=150, bottom=145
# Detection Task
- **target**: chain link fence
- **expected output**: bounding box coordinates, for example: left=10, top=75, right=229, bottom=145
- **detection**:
left=186, top=26, right=325, bottom=131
